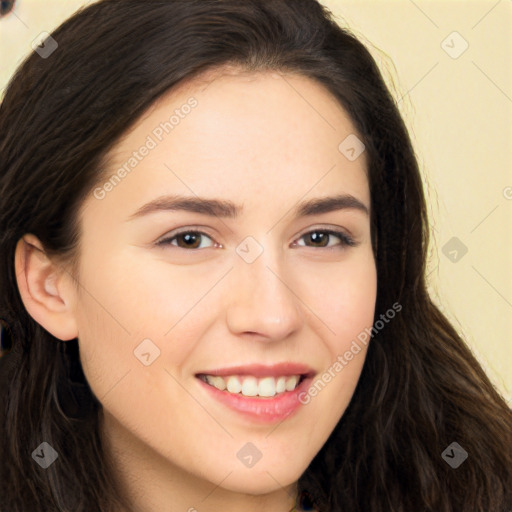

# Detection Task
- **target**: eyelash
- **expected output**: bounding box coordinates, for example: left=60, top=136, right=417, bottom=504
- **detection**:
left=155, top=228, right=357, bottom=251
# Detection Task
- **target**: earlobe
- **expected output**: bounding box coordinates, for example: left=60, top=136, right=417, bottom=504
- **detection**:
left=14, top=234, right=78, bottom=341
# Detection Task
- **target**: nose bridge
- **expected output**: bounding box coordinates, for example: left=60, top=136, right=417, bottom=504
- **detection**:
left=225, top=236, right=303, bottom=339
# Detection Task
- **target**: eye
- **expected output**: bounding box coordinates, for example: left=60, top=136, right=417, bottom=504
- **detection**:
left=156, top=230, right=215, bottom=250
left=155, top=227, right=357, bottom=251
left=294, top=228, right=357, bottom=250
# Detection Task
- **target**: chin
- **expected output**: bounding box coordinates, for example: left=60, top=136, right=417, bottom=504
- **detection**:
left=213, top=461, right=306, bottom=495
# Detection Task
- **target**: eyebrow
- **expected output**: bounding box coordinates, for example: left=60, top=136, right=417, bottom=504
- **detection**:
left=127, top=193, right=369, bottom=221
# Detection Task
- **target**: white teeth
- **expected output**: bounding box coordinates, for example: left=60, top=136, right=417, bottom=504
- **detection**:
left=276, top=376, right=286, bottom=393
left=241, top=376, right=258, bottom=396
left=206, top=375, right=226, bottom=391
left=202, top=374, right=302, bottom=397
left=258, top=377, right=276, bottom=397
left=226, top=376, right=242, bottom=394
left=285, top=375, right=298, bottom=391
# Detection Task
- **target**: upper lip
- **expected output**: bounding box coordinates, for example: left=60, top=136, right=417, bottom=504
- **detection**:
left=196, top=363, right=316, bottom=378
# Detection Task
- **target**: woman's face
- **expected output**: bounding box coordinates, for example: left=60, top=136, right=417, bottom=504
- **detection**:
left=61, top=70, right=376, bottom=500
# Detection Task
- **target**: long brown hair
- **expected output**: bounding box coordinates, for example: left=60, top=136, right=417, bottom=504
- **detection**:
left=1, top=1, right=510, bottom=510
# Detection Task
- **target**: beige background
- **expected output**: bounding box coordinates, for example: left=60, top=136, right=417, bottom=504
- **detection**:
left=1, top=1, right=510, bottom=401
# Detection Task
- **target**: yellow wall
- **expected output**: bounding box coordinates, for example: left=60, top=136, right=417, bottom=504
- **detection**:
left=1, top=0, right=510, bottom=402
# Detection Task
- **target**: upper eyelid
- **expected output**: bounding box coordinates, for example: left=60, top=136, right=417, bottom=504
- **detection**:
left=156, top=226, right=216, bottom=243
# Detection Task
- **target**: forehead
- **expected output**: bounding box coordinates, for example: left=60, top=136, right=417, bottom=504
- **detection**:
left=86, top=69, right=369, bottom=222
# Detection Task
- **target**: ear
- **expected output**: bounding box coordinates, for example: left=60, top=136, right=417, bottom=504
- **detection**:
left=14, top=234, right=79, bottom=341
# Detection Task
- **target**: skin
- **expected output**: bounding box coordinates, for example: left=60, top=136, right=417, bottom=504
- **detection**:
left=15, top=68, right=377, bottom=512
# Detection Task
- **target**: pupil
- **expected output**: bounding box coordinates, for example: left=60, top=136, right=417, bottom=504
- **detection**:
left=310, top=232, right=327, bottom=246
left=182, top=233, right=199, bottom=248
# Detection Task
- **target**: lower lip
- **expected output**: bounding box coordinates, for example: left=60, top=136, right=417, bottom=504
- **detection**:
left=196, top=376, right=313, bottom=423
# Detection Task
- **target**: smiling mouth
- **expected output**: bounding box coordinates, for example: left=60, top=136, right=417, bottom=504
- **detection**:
left=196, top=373, right=307, bottom=398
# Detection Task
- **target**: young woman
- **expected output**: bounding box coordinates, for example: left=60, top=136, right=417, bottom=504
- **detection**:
left=0, top=1, right=510, bottom=511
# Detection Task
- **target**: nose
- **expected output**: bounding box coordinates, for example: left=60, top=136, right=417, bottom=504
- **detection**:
left=225, top=245, right=304, bottom=342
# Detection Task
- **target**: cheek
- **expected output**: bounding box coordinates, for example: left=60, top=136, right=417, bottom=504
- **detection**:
left=331, top=270, right=377, bottom=345
left=73, top=258, right=213, bottom=413
left=298, top=250, right=376, bottom=405
left=74, top=298, right=132, bottom=398
left=302, top=249, right=377, bottom=344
